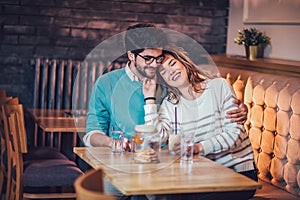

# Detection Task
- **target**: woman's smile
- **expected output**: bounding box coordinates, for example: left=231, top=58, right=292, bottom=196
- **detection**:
left=171, top=71, right=181, bottom=81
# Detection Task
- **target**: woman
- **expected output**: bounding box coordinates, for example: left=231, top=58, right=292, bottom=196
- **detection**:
left=143, top=46, right=257, bottom=200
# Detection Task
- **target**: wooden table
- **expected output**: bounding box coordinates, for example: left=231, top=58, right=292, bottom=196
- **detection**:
left=27, top=108, right=86, bottom=150
left=74, top=147, right=261, bottom=196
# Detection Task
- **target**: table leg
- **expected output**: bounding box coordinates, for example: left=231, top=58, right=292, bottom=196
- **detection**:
left=57, top=132, right=62, bottom=151
left=72, top=132, right=78, bottom=160
left=50, top=132, right=54, bottom=148
left=73, top=132, right=77, bottom=147
left=34, top=123, right=38, bottom=147
left=42, top=131, right=45, bottom=146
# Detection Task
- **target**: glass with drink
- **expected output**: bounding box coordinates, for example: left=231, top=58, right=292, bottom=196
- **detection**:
left=168, top=127, right=181, bottom=155
left=180, top=130, right=195, bottom=163
left=111, top=128, right=124, bottom=153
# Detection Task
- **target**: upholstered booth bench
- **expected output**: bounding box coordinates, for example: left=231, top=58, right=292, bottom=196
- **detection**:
left=213, top=55, right=300, bottom=200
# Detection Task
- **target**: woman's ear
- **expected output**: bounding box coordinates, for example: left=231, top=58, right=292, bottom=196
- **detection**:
left=127, top=51, right=135, bottom=62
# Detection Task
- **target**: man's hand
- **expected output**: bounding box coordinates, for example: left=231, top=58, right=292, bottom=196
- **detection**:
left=226, top=99, right=248, bottom=125
left=123, top=137, right=132, bottom=152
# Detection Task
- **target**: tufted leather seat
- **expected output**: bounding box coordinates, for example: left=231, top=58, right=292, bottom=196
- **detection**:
left=219, top=67, right=300, bottom=198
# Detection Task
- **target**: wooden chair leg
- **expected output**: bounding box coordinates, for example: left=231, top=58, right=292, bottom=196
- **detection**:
left=5, top=160, right=12, bottom=200
left=0, top=169, right=3, bottom=199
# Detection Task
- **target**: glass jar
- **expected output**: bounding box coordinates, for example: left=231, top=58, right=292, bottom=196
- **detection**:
left=132, top=124, right=161, bottom=163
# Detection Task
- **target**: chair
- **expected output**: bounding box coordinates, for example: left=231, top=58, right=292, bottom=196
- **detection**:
left=74, top=168, right=117, bottom=200
left=4, top=98, right=68, bottom=156
left=2, top=99, right=83, bottom=200
left=0, top=97, right=75, bottom=199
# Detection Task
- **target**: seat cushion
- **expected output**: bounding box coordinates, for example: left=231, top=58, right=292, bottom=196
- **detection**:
left=24, top=147, right=68, bottom=160
left=23, top=159, right=83, bottom=187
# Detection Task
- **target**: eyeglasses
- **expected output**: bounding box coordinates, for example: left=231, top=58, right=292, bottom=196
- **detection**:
left=137, top=53, right=165, bottom=65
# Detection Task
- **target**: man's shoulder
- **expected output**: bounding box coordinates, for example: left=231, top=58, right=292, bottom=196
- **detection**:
left=103, top=68, right=126, bottom=77
left=97, top=68, right=127, bottom=82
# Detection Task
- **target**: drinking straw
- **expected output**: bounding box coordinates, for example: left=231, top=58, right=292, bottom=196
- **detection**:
left=175, top=107, right=177, bottom=135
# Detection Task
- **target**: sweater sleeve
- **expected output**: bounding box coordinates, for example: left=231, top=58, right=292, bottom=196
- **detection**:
left=144, top=103, right=170, bottom=144
left=84, top=78, right=110, bottom=146
left=200, top=78, right=247, bottom=155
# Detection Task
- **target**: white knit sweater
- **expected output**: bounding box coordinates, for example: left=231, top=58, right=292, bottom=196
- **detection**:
left=144, top=78, right=254, bottom=172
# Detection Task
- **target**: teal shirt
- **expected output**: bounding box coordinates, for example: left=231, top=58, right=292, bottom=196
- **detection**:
left=86, top=68, right=145, bottom=139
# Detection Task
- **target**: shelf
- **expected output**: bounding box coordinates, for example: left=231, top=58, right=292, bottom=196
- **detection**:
left=210, top=55, right=300, bottom=78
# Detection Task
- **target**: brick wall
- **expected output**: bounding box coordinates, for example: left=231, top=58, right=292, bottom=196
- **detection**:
left=0, top=0, right=229, bottom=109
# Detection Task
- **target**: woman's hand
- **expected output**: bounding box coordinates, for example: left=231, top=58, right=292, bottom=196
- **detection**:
left=193, top=142, right=204, bottom=155
left=173, top=141, right=181, bottom=155
left=174, top=141, right=199, bottom=156
left=143, top=76, right=157, bottom=100
left=226, top=99, right=248, bottom=125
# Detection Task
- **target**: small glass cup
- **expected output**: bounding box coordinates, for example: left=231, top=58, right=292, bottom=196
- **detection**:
left=168, top=127, right=181, bottom=155
left=180, top=131, right=195, bottom=163
left=111, top=129, right=124, bottom=153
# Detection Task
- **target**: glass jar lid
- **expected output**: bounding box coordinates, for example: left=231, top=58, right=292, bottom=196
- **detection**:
left=134, top=124, right=157, bottom=133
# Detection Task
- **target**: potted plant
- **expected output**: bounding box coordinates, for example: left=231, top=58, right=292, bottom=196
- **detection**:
left=234, top=27, right=270, bottom=59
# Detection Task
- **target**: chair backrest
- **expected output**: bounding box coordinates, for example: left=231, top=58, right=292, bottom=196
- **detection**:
left=0, top=95, right=12, bottom=199
left=1, top=98, right=27, bottom=200
left=8, top=111, right=25, bottom=200
left=2, top=98, right=28, bottom=153
left=0, top=96, right=13, bottom=151
left=74, top=168, right=117, bottom=200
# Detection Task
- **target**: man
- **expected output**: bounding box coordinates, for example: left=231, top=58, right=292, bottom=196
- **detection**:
left=84, top=23, right=247, bottom=149
left=84, top=24, right=167, bottom=149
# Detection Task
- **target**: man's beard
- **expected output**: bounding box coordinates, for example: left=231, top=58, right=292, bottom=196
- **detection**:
left=135, top=63, right=155, bottom=79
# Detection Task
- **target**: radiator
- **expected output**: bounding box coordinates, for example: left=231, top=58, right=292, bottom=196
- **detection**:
left=33, top=58, right=99, bottom=110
